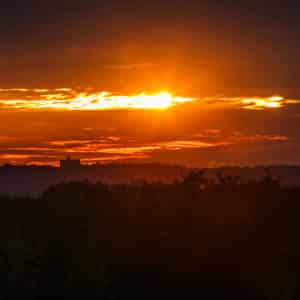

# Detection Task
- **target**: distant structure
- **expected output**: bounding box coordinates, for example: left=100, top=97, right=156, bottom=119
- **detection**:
left=60, top=155, right=81, bottom=170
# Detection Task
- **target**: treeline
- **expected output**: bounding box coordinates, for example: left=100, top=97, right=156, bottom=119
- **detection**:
left=0, top=173, right=300, bottom=299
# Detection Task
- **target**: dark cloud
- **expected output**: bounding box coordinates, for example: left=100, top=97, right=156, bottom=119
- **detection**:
left=0, top=1, right=300, bottom=90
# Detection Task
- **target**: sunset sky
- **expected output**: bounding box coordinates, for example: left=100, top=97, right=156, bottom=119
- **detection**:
left=1, top=0, right=300, bottom=166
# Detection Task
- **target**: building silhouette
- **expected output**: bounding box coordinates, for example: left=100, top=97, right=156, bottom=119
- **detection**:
left=60, top=155, right=81, bottom=170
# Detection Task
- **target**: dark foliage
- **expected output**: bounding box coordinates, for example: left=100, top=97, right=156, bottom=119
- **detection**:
left=0, top=173, right=299, bottom=299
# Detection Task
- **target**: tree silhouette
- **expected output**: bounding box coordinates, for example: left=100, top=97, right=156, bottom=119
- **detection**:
left=0, top=174, right=299, bottom=299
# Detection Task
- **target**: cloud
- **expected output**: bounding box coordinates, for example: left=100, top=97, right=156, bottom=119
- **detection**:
left=0, top=88, right=30, bottom=92
left=230, top=133, right=289, bottom=142
left=0, top=89, right=195, bottom=111
left=0, top=129, right=290, bottom=166
left=0, top=87, right=296, bottom=166
left=202, top=95, right=300, bottom=110
left=104, top=62, right=157, bottom=70
left=0, top=88, right=299, bottom=112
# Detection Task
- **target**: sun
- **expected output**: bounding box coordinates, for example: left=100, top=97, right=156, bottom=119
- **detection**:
left=131, top=92, right=174, bottom=109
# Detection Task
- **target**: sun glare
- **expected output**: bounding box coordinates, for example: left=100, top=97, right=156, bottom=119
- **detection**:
left=0, top=88, right=296, bottom=112
left=130, top=92, right=173, bottom=109
left=0, top=91, right=195, bottom=111
left=68, top=91, right=191, bottom=110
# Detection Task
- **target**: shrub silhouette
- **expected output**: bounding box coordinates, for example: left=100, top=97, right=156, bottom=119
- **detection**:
left=0, top=173, right=299, bottom=299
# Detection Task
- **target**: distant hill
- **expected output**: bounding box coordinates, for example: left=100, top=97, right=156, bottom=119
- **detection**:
left=1, top=163, right=300, bottom=196
left=0, top=163, right=186, bottom=196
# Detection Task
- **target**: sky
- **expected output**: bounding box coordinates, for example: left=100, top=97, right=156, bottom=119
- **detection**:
left=1, top=0, right=300, bottom=166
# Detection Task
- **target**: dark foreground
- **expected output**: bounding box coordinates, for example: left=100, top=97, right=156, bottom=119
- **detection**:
left=0, top=173, right=299, bottom=299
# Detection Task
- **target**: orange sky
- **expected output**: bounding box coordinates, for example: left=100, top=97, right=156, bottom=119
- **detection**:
left=1, top=1, right=300, bottom=166
left=1, top=88, right=300, bottom=167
